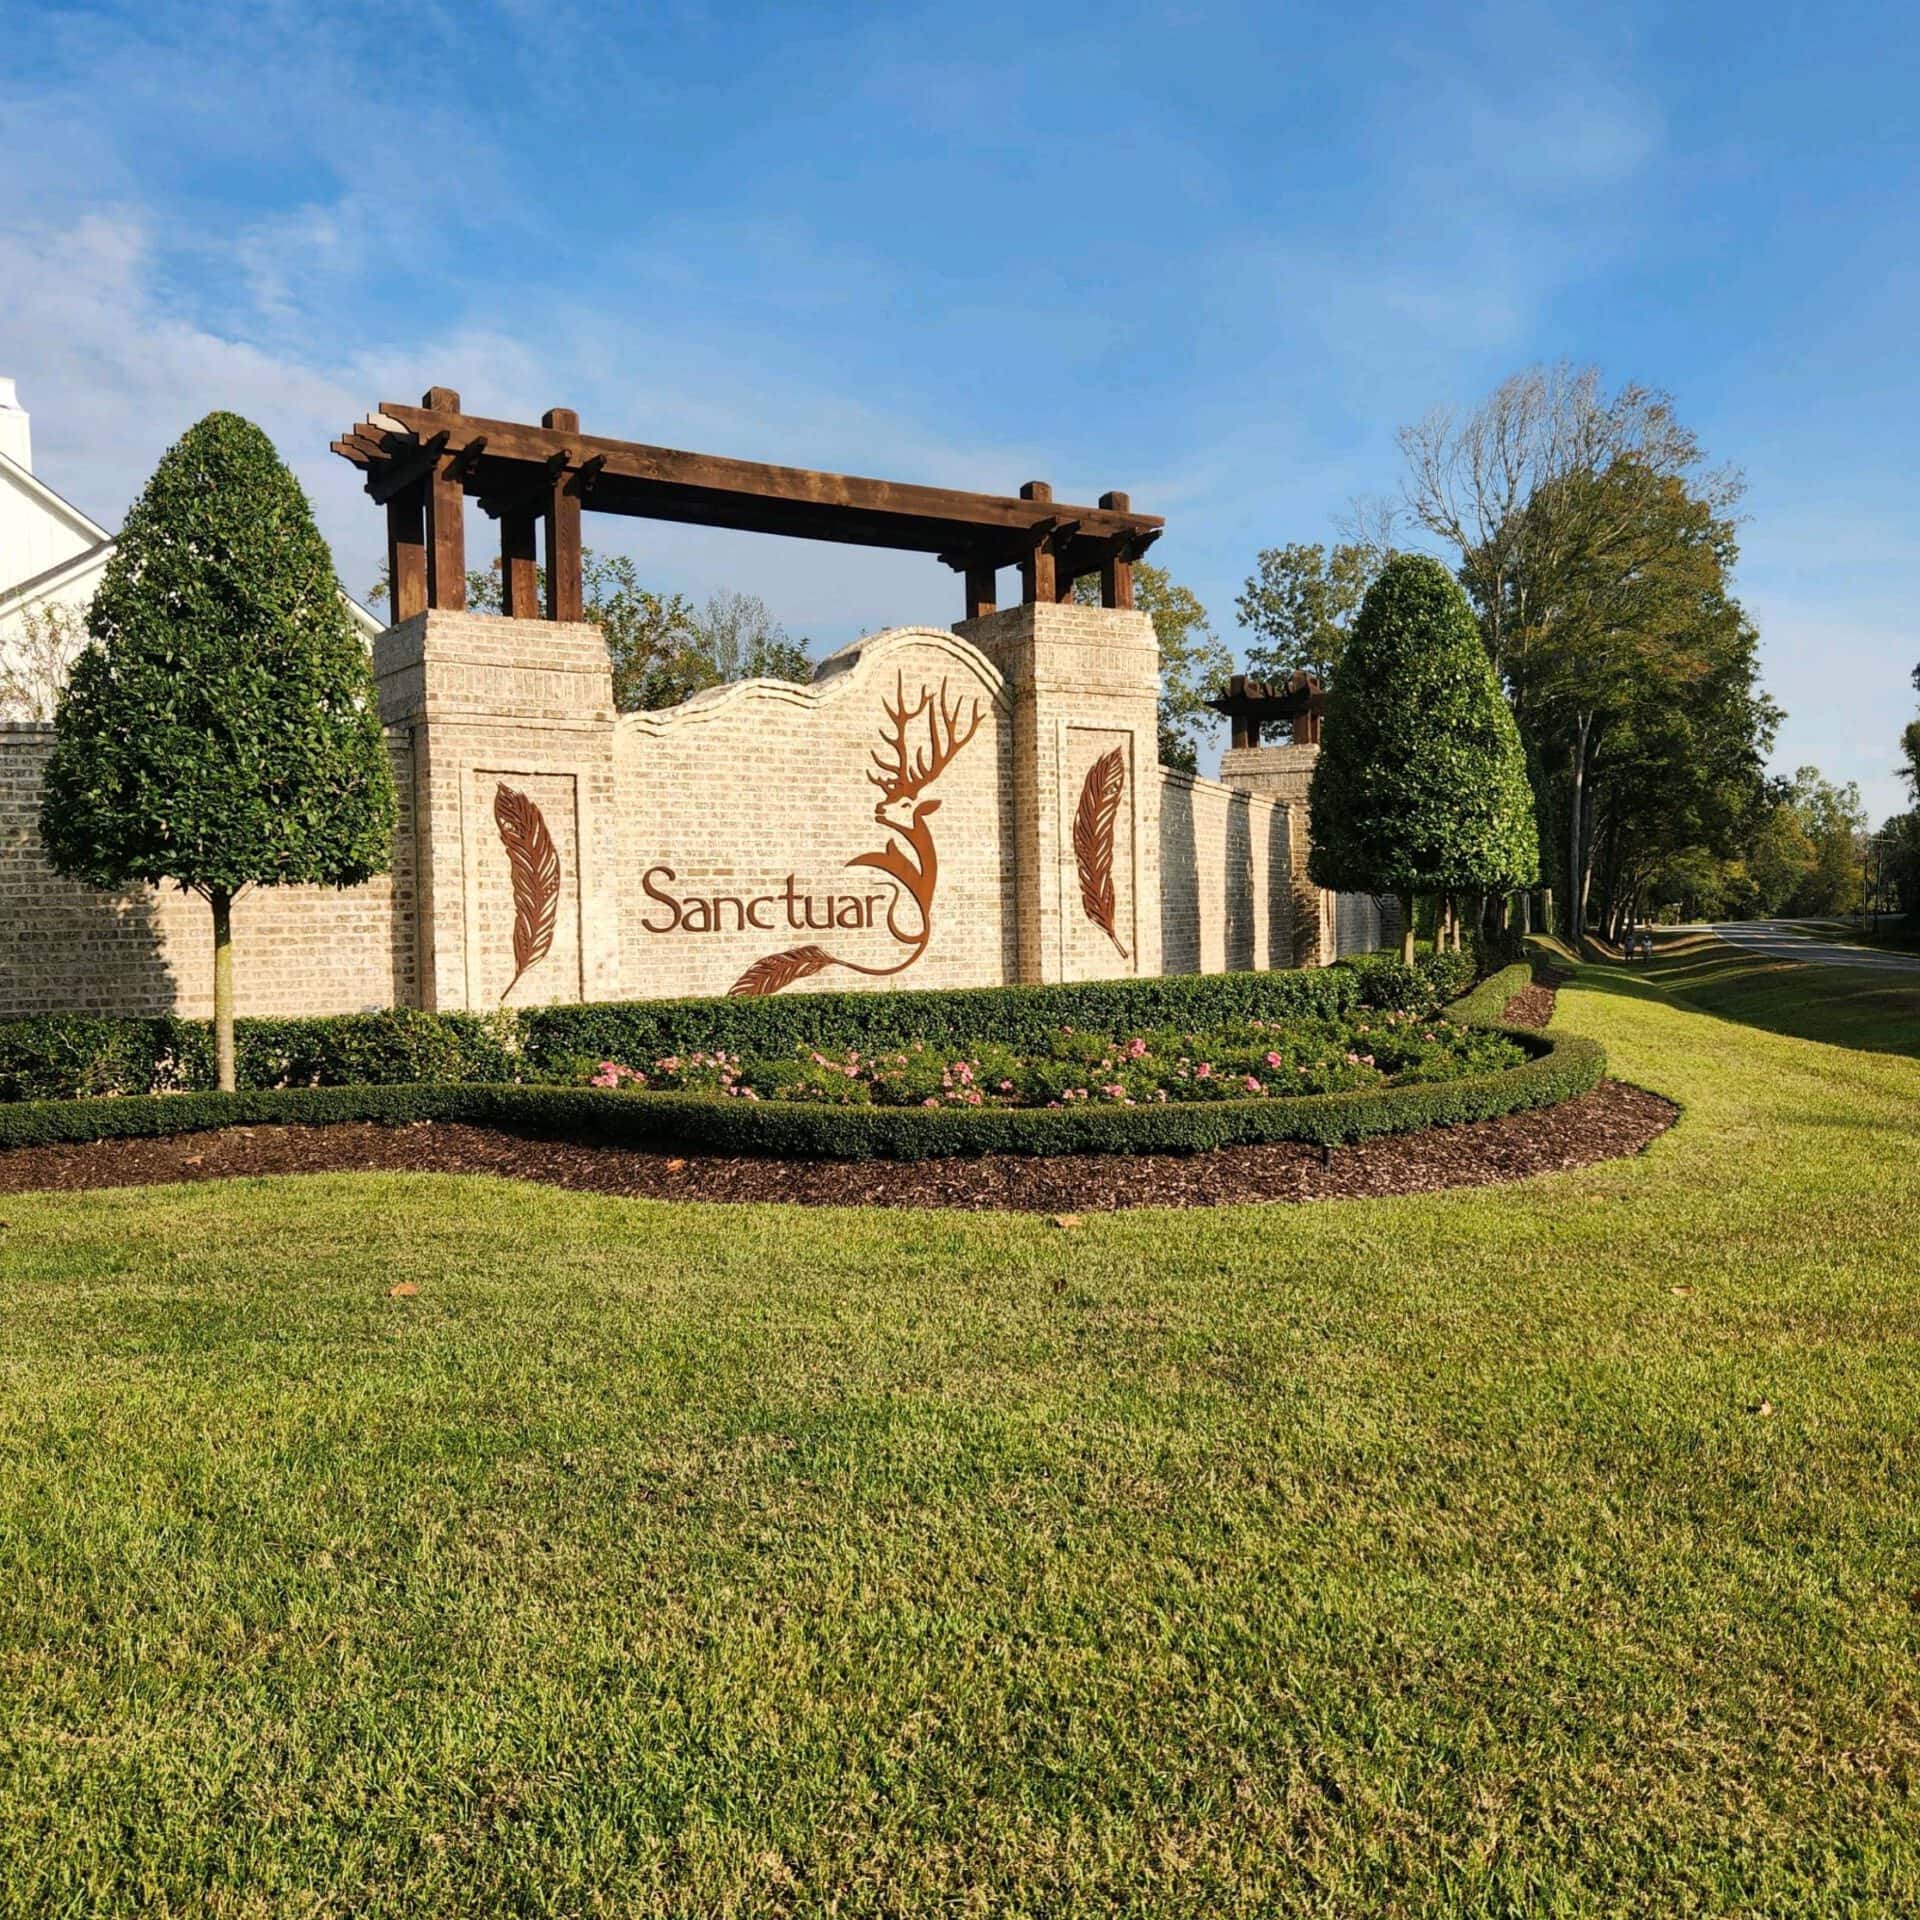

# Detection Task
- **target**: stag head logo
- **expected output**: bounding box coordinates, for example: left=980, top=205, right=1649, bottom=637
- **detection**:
left=729, top=673, right=983, bottom=996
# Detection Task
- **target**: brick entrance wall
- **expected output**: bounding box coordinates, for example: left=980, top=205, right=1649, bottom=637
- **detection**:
left=0, top=605, right=1386, bottom=1021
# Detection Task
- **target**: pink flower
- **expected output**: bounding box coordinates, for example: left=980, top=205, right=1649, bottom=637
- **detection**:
left=1103, top=1083, right=1126, bottom=1100
left=1243, top=1075, right=1262, bottom=1092
left=1126, top=1036, right=1149, bottom=1058
left=998, top=1079, right=1014, bottom=1093
left=1195, top=1062, right=1212, bottom=1079
left=1265, top=1051, right=1283, bottom=1068
left=922, top=1096, right=939, bottom=1108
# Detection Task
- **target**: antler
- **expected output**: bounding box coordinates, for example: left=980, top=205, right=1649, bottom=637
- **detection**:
left=867, top=673, right=984, bottom=805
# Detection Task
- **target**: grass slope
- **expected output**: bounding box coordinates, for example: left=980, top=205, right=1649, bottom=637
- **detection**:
left=2, top=943, right=1917, bottom=1916
left=1618, top=929, right=1920, bottom=1057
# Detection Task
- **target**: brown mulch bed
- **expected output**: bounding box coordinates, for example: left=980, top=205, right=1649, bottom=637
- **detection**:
left=0, top=1084, right=1676, bottom=1212
left=1500, top=980, right=1559, bottom=1030
left=0, top=973, right=1680, bottom=1213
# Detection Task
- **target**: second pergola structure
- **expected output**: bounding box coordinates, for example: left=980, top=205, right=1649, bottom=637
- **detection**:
left=332, top=389, right=1165, bottom=627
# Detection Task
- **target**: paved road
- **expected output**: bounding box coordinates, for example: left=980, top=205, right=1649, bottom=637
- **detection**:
left=1675, top=921, right=1920, bottom=975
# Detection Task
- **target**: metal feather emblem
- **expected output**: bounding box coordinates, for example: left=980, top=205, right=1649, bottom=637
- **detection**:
left=727, top=944, right=838, bottom=998
left=1073, top=747, right=1130, bottom=959
left=493, top=783, right=560, bottom=1002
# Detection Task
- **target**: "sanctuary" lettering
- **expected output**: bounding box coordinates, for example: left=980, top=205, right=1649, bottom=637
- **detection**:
left=639, top=865, right=891, bottom=936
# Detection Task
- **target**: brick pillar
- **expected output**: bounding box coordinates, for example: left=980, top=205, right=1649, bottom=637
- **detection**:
left=953, top=601, right=1162, bottom=984
left=1220, top=741, right=1331, bottom=967
left=374, top=610, right=619, bottom=1011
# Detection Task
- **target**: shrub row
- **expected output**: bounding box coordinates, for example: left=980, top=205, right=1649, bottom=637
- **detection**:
left=1445, top=961, right=1537, bottom=1027
left=2, top=972, right=1382, bottom=1103
left=512, top=967, right=1375, bottom=1074
left=0, top=1024, right=1604, bottom=1161
left=1, top=955, right=1521, bottom=1106
left=0, top=1008, right=516, bottom=1104
left=1343, top=947, right=1477, bottom=1013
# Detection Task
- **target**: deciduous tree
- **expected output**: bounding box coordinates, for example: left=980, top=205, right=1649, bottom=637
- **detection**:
left=1075, top=562, right=1231, bottom=772
left=1234, top=541, right=1380, bottom=685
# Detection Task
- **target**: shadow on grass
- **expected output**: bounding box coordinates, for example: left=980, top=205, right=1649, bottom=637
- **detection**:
left=1575, top=933, right=1920, bottom=1060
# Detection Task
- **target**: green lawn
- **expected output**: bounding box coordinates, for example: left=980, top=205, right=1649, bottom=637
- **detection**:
left=1626, top=928, right=1920, bottom=1057
left=3, top=944, right=1918, bottom=1916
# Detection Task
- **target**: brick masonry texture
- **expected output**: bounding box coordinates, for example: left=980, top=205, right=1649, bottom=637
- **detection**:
left=2, top=725, right=416, bottom=1019
left=0, top=606, right=1385, bottom=1019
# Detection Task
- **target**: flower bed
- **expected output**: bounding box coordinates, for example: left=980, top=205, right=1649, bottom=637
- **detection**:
left=573, top=1010, right=1526, bottom=1111
left=0, top=956, right=1602, bottom=1165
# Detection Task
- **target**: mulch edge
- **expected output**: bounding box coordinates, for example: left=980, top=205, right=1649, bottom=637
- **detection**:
left=0, top=970, right=1682, bottom=1214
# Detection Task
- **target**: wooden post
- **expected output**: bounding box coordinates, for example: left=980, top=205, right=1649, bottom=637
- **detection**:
left=386, top=481, right=427, bottom=622
left=1018, top=481, right=1054, bottom=605
left=963, top=564, right=997, bottom=621
left=1099, top=493, right=1135, bottom=610
left=500, top=509, right=539, bottom=617
left=542, top=406, right=584, bottom=622
left=422, top=387, right=465, bottom=611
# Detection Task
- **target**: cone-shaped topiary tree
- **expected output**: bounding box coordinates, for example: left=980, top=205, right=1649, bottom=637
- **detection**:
left=1307, top=554, right=1538, bottom=963
left=41, top=413, right=395, bottom=1090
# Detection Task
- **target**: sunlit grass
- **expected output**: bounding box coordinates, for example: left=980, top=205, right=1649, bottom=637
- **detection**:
left=2, top=940, right=1918, bottom=1915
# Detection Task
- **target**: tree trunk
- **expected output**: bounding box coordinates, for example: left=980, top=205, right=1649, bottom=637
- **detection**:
left=211, top=887, right=236, bottom=1094
left=1398, top=894, right=1416, bottom=966
left=1568, top=719, right=1590, bottom=948
left=1577, top=784, right=1599, bottom=943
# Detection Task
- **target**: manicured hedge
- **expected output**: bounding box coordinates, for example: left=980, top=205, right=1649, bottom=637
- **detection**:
left=513, top=968, right=1370, bottom=1073
left=1445, top=961, right=1536, bottom=1027
left=0, top=1008, right=515, bottom=1103
left=0, top=972, right=1378, bottom=1103
left=0, top=1024, right=1604, bottom=1161
left=1343, top=948, right=1477, bottom=1014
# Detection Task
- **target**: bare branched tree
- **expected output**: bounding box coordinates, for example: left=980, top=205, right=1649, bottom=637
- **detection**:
left=1399, top=364, right=1746, bottom=934
left=1333, top=493, right=1403, bottom=573
left=0, top=602, right=89, bottom=722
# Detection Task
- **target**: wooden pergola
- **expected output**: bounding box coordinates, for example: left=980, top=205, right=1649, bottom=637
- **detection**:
left=1207, top=670, right=1328, bottom=749
left=332, top=388, right=1164, bottom=625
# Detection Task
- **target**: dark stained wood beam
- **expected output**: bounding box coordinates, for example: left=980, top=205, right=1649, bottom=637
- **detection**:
left=500, top=508, right=539, bottom=618
left=422, top=391, right=466, bottom=612
left=963, top=564, right=997, bottom=621
left=1017, top=482, right=1055, bottom=605
left=1098, top=492, right=1135, bottom=610
left=386, top=480, right=427, bottom=623
left=365, top=430, right=449, bottom=506
left=542, top=406, right=583, bottom=623
left=350, top=402, right=1163, bottom=557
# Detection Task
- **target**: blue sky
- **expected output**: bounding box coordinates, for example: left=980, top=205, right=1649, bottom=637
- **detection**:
left=4, top=0, right=1916, bottom=816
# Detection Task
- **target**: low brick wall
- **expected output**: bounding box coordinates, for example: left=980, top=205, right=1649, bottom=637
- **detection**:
left=2, top=725, right=416, bottom=1020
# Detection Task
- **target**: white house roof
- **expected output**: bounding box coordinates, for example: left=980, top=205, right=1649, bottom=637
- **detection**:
left=0, top=443, right=382, bottom=640
left=0, top=537, right=116, bottom=620
left=0, top=444, right=112, bottom=551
